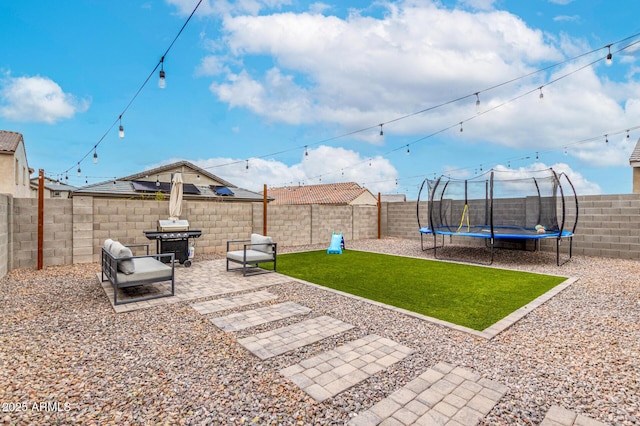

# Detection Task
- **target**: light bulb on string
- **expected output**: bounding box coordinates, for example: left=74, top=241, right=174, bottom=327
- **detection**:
left=564, top=147, right=568, bottom=156
left=535, top=152, right=539, bottom=161
left=627, top=130, right=630, bottom=141
left=459, top=122, right=463, bottom=132
left=379, top=124, right=384, bottom=136
left=77, top=164, right=81, bottom=177
left=93, top=149, right=98, bottom=164
left=605, top=134, right=609, bottom=144
left=158, top=56, right=166, bottom=88
left=156, top=175, right=160, bottom=187
left=245, top=160, right=249, bottom=170
left=304, top=145, right=309, bottom=157
left=539, top=87, right=544, bottom=100
left=606, top=45, right=613, bottom=66
left=118, top=116, right=125, bottom=139
left=475, top=93, right=480, bottom=112
left=406, top=145, right=410, bottom=155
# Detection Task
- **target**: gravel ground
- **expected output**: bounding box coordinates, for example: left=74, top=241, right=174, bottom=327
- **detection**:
left=0, top=237, right=639, bottom=425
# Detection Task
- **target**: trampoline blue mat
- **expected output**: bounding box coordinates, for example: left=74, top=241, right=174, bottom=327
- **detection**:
left=419, top=226, right=573, bottom=240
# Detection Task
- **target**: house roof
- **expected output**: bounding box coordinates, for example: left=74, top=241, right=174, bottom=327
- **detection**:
left=73, top=160, right=266, bottom=201
left=630, top=138, right=640, bottom=165
left=30, top=177, right=77, bottom=192
left=266, top=182, right=374, bottom=205
left=0, top=130, right=24, bottom=153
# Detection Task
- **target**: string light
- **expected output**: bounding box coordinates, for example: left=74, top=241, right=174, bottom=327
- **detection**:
left=606, top=45, right=613, bottom=66
left=535, top=152, right=539, bottom=160
left=564, top=147, right=568, bottom=156
left=379, top=124, right=384, bottom=136
left=118, top=115, right=125, bottom=138
left=406, top=145, right=410, bottom=155
left=605, top=134, right=609, bottom=144
left=539, top=87, right=544, bottom=99
left=245, top=160, right=249, bottom=170
left=77, top=163, right=81, bottom=177
left=93, top=149, right=98, bottom=164
left=459, top=122, right=464, bottom=132
left=304, top=145, right=309, bottom=157
left=156, top=175, right=160, bottom=187
left=475, top=92, right=480, bottom=112
left=158, top=57, right=166, bottom=88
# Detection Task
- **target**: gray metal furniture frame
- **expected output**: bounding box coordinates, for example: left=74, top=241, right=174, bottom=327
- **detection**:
left=101, top=244, right=175, bottom=305
left=226, top=239, right=277, bottom=276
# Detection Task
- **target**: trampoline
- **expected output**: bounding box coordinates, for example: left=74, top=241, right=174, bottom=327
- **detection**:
left=417, top=168, right=578, bottom=265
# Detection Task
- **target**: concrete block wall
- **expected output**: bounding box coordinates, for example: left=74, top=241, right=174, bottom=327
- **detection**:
left=0, top=194, right=9, bottom=278
left=11, top=198, right=74, bottom=269
left=259, top=204, right=313, bottom=247
left=387, top=201, right=423, bottom=239
left=353, top=205, right=378, bottom=241
left=312, top=205, right=353, bottom=245
left=3, top=193, right=640, bottom=273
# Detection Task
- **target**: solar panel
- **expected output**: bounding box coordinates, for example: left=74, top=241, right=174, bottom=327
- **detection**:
left=131, top=180, right=201, bottom=194
left=212, top=186, right=234, bottom=196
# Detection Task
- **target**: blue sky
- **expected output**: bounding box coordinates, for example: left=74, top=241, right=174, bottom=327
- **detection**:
left=2, top=0, right=640, bottom=199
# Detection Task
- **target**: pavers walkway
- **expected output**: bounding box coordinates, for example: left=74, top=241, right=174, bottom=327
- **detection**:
left=540, top=406, right=607, bottom=426
left=237, top=315, right=355, bottom=360
left=191, top=290, right=278, bottom=314
left=210, top=301, right=312, bottom=332
left=347, top=361, right=508, bottom=426
left=281, top=334, right=413, bottom=402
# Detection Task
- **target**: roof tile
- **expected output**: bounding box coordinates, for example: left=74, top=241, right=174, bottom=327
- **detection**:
left=0, top=130, right=24, bottom=153
left=267, top=182, right=369, bottom=205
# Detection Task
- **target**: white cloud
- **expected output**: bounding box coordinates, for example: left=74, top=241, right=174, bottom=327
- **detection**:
left=190, top=145, right=398, bottom=194
left=457, top=0, right=497, bottom=11
left=166, top=0, right=292, bottom=16
left=0, top=75, right=89, bottom=124
left=210, top=68, right=314, bottom=124
left=189, top=0, right=639, bottom=171
left=553, top=15, right=580, bottom=22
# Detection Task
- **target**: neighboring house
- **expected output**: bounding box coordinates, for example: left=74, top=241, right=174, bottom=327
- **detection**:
left=30, top=176, right=77, bottom=199
left=73, top=160, right=267, bottom=202
left=629, top=138, right=640, bottom=193
left=266, top=182, right=378, bottom=206
left=0, top=130, right=33, bottom=198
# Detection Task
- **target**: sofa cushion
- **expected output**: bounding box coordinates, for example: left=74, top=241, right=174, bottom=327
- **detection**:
left=250, top=234, right=274, bottom=254
left=116, top=257, right=172, bottom=285
left=103, top=238, right=114, bottom=253
left=110, top=241, right=136, bottom=275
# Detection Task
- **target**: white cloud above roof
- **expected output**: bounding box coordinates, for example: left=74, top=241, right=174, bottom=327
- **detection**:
left=0, top=75, right=89, bottom=124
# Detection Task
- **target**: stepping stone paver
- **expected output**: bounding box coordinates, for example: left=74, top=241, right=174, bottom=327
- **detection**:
left=280, top=334, right=413, bottom=402
left=540, top=406, right=607, bottom=426
left=238, top=315, right=354, bottom=360
left=191, top=290, right=278, bottom=314
left=210, top=301, right=312, bottom=332
left=347, top=362, right=508, bottom=426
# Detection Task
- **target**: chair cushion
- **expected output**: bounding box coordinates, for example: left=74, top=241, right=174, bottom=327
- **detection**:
left=110, top=241, right=135, bottom=275
left=116, top=257, right=172, bottom=285
left=250, top=234, right=274, bottom=254
left=227, top=249, right=274, bottom=263
left=103, top=238, right=114, bottom=252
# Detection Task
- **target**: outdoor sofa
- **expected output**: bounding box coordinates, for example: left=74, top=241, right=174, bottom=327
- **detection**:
left=101, top=239, right=175, bottom=305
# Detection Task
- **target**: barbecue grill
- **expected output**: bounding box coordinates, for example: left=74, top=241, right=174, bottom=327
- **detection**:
left=144, top=219, right=202, bottom=267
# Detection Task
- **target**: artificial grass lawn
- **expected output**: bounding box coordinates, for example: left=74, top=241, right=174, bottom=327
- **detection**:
left=270, top=250, right=566, bottom=331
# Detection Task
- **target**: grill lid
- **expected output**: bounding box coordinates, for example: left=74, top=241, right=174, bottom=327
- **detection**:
left=158, top=219, right=189, bottom=232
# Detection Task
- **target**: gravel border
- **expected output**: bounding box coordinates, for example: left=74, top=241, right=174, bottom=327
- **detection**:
left=1, top=237, right=638, bottom=425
